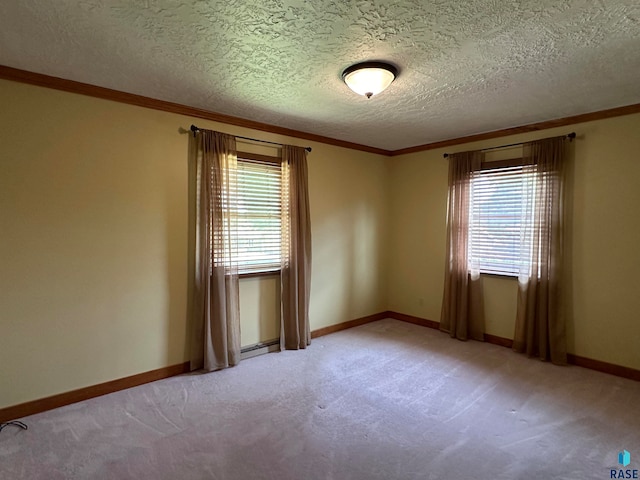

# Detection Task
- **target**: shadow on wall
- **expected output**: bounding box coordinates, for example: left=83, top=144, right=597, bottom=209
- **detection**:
left=349, top=200, right=382, bottom=313
left=183, top=131, right=198, bottom=363
left=312, top=197, right=382, bottom=326
left=258, top=276, right=281, bottom=342
left=563, top=139, right=577, bottom=357
left=310, top=209, right=353, bottom=325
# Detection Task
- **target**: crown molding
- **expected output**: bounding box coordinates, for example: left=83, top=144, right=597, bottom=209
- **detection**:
left=0, top=65, right=391, bottom=156
left=390, top=103, right=640, bottom=156
left=2, top=65, right=639, bottom=158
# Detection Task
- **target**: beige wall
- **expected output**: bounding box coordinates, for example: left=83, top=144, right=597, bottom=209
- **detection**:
left=0, top=79, right=389, bottom=409
left=1, top=76, right=638, bottom=409
left=388, top=113, right=640, bottom=370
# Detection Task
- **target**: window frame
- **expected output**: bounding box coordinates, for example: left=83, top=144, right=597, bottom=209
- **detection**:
left=468, top=156, right=534, bottom=278
left=235, top=151, right=283, bottom=278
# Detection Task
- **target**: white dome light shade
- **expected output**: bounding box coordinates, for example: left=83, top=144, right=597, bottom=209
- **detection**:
left=342, top=62, right=398, bottom=98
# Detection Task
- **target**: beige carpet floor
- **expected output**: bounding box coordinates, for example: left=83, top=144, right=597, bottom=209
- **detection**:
left=1, top=318, right=639, bottom=479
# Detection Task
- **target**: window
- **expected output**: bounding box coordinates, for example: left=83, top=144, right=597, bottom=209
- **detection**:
left=468, top=161, right=535, bottom=276
left=235, top=153, right=282, bottom=275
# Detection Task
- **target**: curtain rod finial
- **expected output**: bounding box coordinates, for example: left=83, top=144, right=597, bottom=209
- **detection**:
left=190, top=125, right=199, bottom=138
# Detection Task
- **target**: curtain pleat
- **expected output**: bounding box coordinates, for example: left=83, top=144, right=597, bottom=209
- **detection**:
left=513, top=136, right=568, bottom=364
left=191, top=130, right=241, bottom=371
left=440, top=151, right=485, bottom=341
left=280, top=145, right=312, bottom=350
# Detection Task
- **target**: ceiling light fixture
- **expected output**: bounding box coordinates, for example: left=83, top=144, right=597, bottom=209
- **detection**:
left=342, top=61, right=398, bottom=99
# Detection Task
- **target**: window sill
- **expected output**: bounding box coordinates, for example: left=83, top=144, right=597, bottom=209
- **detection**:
left=477, top=272, right=518, bottom=280
left=239, top=270, right=281, bottom=279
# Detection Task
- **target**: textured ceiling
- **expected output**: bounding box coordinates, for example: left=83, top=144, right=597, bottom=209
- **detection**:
left=1, top=0, right=639, bottom=150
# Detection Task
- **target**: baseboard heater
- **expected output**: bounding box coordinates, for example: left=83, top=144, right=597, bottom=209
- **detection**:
left=240, top=338, right=280, bottom=360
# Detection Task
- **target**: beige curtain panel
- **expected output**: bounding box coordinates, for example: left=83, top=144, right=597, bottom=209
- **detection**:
left=440, top=150, right=485, bottom=341
left=514, top=136, right=569, bottom=365
left=191, top=130, right=241, bottom=372
left=280, top=145, right=312, bottom=350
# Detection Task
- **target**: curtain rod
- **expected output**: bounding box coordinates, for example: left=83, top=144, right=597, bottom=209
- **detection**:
left=190, top=125, right=312, bottom=152
left=442, top=132, right=576, bottom=158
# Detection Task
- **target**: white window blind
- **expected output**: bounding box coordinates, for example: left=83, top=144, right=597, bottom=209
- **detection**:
left=235, top=158, right=282, bottom=274
left=468, top=164, right=535, bottom=276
